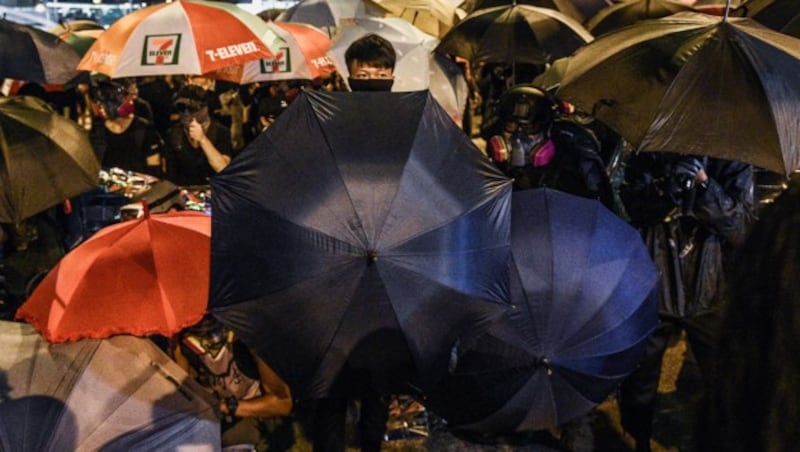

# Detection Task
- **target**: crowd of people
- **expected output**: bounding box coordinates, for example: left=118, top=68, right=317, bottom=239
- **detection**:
left=0, top=28, right=796, bottom=452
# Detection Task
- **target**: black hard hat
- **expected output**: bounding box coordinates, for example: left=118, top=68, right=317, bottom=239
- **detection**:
left=497, top=84, right=556, bottom=128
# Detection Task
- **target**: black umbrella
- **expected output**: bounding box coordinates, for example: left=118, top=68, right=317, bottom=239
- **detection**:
left=209, top=90, right=513, bottom=399
left=557, top=11, right=800, bottom=175
left=743, top=0, right=800, bottom=33
left=462, top=0, right=614, bottom=21
left=585, top=0, right=694, bottom=36
left=0, top=96, right=100, bottom=224
left=459, top=0, right=587, bottom=21
left=435, top=5, right=593, bottom=66
left=425, top=188, right=659, bottom=432
left=0, top=18, right=82, bottom=85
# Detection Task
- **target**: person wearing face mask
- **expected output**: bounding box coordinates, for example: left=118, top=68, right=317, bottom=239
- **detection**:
left=164, top=85, right=234, bottom=186
left=344, top=33, right=396, bottom=92
left=89, top=79, right=165, bottom=177
left=487, top=85, right=614, bottom=208
left=307, top=33, right=419, bottom=452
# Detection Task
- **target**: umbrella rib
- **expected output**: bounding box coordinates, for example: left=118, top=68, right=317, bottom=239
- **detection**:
left=304, top=98, right=373, bottom=247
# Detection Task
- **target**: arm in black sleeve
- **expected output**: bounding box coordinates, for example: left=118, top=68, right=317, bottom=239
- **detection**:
left=693, top=159, right=755, bottom=244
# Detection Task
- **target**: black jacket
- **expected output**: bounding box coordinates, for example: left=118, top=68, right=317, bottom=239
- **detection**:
left=619, top=153, right=755, bottom=321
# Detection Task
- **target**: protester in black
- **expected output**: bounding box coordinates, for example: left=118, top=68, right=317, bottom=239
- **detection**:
left=310, top=33, right=418, bottom=452
left=486, top=85, right=614, bottom=207
left=89, top=80, right=164, bottom=177
left=164, top=85, right=234, bottom=186
left=616, top=152, right=755, bottom=452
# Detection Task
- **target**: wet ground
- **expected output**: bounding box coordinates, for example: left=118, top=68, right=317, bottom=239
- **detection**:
left=272, top=332, right=702, bottom=452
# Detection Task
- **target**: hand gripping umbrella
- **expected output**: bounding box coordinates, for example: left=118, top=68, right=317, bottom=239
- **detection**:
left=209, top=90, right=513, bottom=399
left=556, top=11, right=800, bottom=175
left=0, top=95, right=100, bottom=224
left=0, top=320, right=219, bottom=451
left=16, top=210, right=211, bottom=343
left=425, top=188, right=659, bottom=432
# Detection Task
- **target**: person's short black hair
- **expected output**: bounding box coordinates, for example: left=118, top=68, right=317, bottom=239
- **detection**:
left=344, top=33, right=396, bottom=71
left=172, top=85, right=207, bottom=113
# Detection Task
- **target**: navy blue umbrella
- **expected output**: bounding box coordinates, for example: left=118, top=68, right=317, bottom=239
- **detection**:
left=426, top=188, right=659, bottom=432
left=208, top=90, right=513, bottom=399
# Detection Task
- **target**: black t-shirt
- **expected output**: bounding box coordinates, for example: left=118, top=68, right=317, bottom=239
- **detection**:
left=100, top=117, right=164, bottom=175
left=165, top=121, right=233, bottom=186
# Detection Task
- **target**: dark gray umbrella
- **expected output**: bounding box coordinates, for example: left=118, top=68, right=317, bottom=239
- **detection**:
left=585, top=0, right=694, bottom=36
left=557, top=11, right=800, bottom=175
left=435, top=4, right=593, bottom=66
left=0, top=18, right=81, bottom=84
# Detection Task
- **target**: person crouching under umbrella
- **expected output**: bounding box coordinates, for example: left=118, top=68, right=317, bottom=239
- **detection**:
left=172, top=314, right=293, bottom=450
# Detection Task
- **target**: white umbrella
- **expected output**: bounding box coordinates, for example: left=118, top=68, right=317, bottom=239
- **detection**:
left=330, top=17, right=468, bottom=125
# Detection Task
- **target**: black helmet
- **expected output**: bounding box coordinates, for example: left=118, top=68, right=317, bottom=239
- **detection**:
left=497, top=84, right=556, bottom=133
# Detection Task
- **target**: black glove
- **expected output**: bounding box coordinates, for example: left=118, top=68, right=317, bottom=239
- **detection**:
left=669, top=157, right=702, bottom=191
left=668, top=157, right=704, bottom=208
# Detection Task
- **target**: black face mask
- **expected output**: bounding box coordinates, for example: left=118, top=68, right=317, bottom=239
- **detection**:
left=348, top=78, right=394, bottom=92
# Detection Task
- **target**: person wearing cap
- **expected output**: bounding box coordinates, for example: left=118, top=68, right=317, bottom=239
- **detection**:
left=164, top=85, right=234, bottom=186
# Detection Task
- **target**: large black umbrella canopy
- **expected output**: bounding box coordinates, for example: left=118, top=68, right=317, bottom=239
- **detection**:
left=585, top=0, right=694, bottom=36
left=742, top=0, right=798, bottom=30
left=0, top=95, right=100, bottom=223
left=209, top=90, right=513, bottom=399
left=459, top=0, right=586, bottom=22
left=0, top=19, right=82, bottom=85
left=556, top=11, right=800, bottom=175
left=425, top=189, right=659, bottom=432
left=435, top=4, right=593, bottom=66
left=0, top=321, right=220, bottom=450
left=461, top=0, right=611, bottom=21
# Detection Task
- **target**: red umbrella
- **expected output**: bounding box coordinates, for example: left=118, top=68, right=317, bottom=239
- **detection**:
left=78, top=0, right=280, bottom=77
left=16, top=209, right=211, bottom=343
left=209, top=21, right=336, bottom=84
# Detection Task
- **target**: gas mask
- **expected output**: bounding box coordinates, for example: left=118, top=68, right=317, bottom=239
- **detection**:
left=93, top=82, right=133, bottom=120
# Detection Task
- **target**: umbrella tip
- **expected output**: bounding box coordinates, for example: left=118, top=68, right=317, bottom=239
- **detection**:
left=366, top=250, right=378, bottom=265
left=142, top=199, right=150, bottom=218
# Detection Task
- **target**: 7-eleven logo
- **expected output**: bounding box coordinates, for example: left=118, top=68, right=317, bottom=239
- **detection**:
left=142, top=34, right=181, bottom=66
left=259, top=47, right=291, bottom=74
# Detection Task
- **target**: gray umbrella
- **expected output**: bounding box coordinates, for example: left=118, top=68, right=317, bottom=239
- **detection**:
left=0, top=321, right=220, bottom=451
